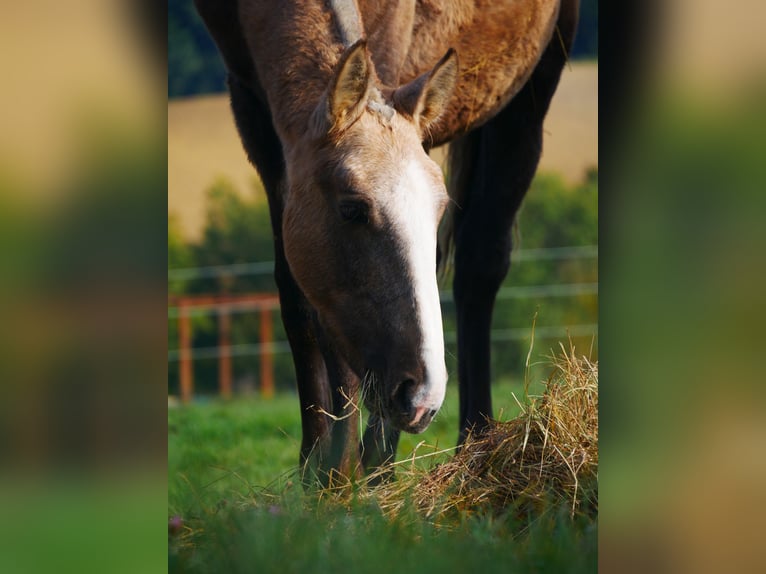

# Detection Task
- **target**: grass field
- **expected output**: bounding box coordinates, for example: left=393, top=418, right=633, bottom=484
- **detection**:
left=169, top=376, right=597, bottom=573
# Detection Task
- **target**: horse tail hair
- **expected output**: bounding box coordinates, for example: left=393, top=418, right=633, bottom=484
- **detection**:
left=437, top=129, right=480, bottom=278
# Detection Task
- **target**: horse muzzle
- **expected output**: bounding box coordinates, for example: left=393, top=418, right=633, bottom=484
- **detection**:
left=386, top=375, right=444, bottom=433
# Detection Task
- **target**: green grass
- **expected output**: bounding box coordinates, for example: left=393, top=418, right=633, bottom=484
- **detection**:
left=169, top=379, right=596, bottom=573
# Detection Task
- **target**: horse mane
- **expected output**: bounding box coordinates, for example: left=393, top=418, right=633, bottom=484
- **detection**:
left=330, top=0, right=364, bottom=46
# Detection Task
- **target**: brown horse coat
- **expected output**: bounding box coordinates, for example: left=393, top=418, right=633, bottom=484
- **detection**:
left=195, top=0, right=580, bottom=483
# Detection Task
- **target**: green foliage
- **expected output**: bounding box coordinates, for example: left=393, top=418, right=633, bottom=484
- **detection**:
left=191, top=177, right=275, bottom=293
left=441, top=169, right=599, bottom=381
left=516, top=169, right=598, bottom=250
left=168, top=214, right=193, bottom=295
left=169, top=178, right=290, bottom=396
left=598, top=93, right=766, bottom=477
left=571, top=0, right=598, bottom=59
left=168, top=0, right=227, bottom=97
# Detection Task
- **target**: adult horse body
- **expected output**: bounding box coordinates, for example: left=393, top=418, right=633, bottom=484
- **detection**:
left=194, top=0, right=579, bottom=482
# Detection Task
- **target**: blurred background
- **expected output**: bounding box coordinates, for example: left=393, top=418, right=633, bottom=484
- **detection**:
left=0, top=1, right=167, bottom=572
left=598, top=1, right=766, bottom=571
left=1, top=0, right=765, bottom=572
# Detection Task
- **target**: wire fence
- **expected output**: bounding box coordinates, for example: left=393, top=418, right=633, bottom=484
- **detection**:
left=167, top=245, right=598, bottom=282
left=167, top=324, right=598, bottom=362
left=167, top=245, right=598, bottom=362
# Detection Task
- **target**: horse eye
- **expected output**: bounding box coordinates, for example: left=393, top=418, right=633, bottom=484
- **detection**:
left=339, top=201, right=369, bottom=224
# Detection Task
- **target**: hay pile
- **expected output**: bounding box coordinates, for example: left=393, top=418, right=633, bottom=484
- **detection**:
left=371, top=346, right=598, bottom=521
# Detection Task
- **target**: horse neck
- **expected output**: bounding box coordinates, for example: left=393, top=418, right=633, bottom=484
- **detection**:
left=239, top=1, right=347, bottom=147
left=239, top=0, right=423, bottom=145
left=238, top=0, right=557, bottom=148
left=357, top=0, right=472, bottom=87
left=402, top=0, right=560, bottom=144
left=357, top=0, right=416, bottom=86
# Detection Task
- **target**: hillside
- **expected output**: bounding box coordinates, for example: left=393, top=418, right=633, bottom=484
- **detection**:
left=168, top=63, right=597, bottom=240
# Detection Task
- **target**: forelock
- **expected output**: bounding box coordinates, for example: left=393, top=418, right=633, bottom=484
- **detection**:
left=366, top=89, right=396, bottom=125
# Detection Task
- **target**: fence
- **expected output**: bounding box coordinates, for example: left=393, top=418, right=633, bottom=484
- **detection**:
left=169, top=293, right=280, bottom=404
left=168, top=245, right=597, bottom=402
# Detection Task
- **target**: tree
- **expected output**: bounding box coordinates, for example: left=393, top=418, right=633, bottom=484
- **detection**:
left=168, top=0, right=227, bottom=97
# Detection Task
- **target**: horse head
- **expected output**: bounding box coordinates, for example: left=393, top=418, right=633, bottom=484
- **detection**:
left=282, top=40, right=458, bottom=433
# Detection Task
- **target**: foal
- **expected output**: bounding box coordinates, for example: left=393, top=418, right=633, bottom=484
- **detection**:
left=195, top=0, right=579, bottom=482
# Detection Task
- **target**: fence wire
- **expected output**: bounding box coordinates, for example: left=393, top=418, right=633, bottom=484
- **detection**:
left=168, top=245, right=597, bottom=361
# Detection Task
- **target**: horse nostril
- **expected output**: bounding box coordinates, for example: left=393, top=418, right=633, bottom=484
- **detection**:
left=392, top=378, right=418, bottom=411
left=428, top=409, right=437, bottom=418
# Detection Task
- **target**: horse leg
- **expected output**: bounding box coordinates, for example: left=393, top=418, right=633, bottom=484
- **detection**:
left=228, top=75, right=334, bottom=477
left=313, top=325, right=365, bottom=485
left=449, top=9, right=577, bottom=444
left=450, top=121, right=518, bottom=443
left=274, top=250, right=334, bottom=483
left=361, top=415, right=400, bottom=482
left=312, top=322, right=403, bottom=484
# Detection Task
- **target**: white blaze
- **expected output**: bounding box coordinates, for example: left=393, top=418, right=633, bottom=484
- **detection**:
left=389, top=159, right=448, bottom=411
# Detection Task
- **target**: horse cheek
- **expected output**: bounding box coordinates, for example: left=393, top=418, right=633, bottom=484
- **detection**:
left=283, top=201, right=333, bottom=308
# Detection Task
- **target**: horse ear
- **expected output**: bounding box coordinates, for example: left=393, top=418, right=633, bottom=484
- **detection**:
left=321, top=39, right=372, bottom=134
left=393, top=49, right=458, bottom=133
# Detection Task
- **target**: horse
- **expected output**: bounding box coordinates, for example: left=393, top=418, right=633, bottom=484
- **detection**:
left=194, top=0, right=580, bottom=484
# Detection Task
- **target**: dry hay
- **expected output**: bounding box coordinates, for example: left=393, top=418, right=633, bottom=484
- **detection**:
left=367, top=344, right=598, bottom=522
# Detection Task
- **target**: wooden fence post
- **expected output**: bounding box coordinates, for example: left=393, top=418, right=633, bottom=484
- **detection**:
left=218, top=306, right=232, bottom=399
left=259, top=307, right=274, bottom=398
left=179, top=301, right=193, bottom=404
